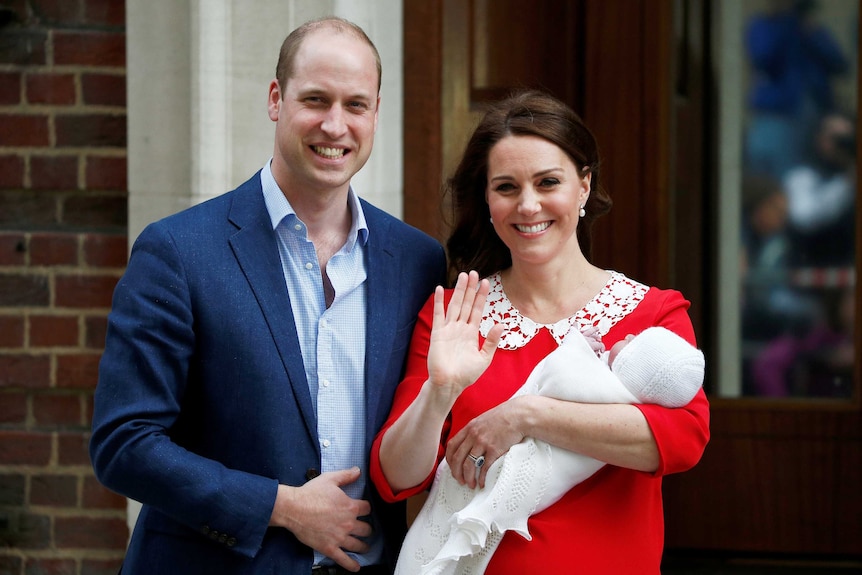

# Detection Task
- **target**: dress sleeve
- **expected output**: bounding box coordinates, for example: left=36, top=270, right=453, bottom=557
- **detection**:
left=370, top=294, right=451, bottom=502
left=631, top=289, right=711, bottom=476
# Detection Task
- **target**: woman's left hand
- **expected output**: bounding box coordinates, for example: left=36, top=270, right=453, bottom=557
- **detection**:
left=445, top=397, right=531, bottom=489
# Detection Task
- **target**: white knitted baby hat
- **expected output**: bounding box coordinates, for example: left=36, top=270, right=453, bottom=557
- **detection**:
left=610, top=327, right=704, bottom=408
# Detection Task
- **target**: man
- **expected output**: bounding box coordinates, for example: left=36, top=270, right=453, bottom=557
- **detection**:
left=90, top=17, right=446, bottom=574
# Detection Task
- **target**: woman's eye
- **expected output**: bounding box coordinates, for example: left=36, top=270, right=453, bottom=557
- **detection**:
left=539, top=178, right=560, bottom=188
left=494, top=183, right=515, bottom=193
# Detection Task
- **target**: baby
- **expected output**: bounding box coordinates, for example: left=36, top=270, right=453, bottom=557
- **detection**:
left=396, top=326, right=705, bottom=575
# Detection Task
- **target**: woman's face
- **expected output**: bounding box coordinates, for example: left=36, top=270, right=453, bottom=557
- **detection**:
left=486, top=135, right=590, bottom=268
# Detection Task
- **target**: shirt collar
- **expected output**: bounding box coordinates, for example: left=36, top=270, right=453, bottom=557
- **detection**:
left=260, top=159, right=369, bottom=247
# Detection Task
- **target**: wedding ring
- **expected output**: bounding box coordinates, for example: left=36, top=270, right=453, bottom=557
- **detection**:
left=468, top=453, right=485, bottom=468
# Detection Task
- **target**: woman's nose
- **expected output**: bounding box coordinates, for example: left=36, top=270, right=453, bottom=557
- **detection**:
left=517, top=188, right=541, bottom=214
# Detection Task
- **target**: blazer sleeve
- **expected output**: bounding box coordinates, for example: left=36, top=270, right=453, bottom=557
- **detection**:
left=89, top=221, right=277, bottom=559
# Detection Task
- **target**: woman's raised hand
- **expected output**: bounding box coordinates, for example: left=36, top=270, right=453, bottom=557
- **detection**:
left=426, top=271, right=504, bottom=403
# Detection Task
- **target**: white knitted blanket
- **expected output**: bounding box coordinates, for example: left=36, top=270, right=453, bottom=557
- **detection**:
left=394, top=329, right=696, bottom=575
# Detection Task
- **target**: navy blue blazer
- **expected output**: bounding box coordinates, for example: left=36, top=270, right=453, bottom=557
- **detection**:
left=90, top=172, right=447, bottom=574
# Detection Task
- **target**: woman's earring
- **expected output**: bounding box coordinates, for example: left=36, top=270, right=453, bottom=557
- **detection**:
left=579, top=206, right=586, bottom=218
left=489, top=216, right=494, bottom=224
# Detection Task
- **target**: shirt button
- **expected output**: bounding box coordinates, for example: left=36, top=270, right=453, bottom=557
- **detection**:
left=305, top=262, right=313, bottom=270
left=322, top=379, right=330, bottom=388
left=294, top=224, right=302, bottom=231
left=322, top=439, right=331, bottom=448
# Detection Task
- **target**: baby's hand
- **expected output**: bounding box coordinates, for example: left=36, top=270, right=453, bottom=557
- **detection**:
left=581, top=326, right=605, bottom=356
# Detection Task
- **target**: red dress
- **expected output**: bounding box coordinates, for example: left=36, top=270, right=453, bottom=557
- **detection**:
left=370, top=272, right=710, bottom=574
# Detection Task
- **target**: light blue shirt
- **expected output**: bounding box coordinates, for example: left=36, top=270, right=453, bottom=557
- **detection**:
left=261, top=161, right=382, bottom=567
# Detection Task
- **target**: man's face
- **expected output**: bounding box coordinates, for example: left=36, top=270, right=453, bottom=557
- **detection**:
left=268, top=28, right=380, bottom=197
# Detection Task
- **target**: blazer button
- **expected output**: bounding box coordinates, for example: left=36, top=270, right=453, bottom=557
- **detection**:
left=306, top=468, right=320, bottom=481
left=227, top=536, right=237, bottom=547
left=201, top=525, right=211, bottom=536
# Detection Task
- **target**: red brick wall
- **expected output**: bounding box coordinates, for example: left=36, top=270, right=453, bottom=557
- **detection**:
left=0, top=1, right=128, bottom=573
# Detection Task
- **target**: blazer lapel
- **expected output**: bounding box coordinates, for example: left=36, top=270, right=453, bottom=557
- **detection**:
left=226, top=177, right=319, bottom=449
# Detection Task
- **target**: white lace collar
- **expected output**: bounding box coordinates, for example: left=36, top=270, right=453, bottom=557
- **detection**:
left=479, top=271, right=648, bottom=350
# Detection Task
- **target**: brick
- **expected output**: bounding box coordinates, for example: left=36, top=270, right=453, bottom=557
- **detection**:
left=56, top=353, right=100, bottom=389
left=30, top=155, right=79, bottom=191
left=0, top=354, right=51, bottom=388
left=31, top=0, right=82, bottom=25
left=0, top=0, right=27, bottom=22
left=57, top=432, right=89, bottom=465
left=0, top=315, right=25, bottom=347
left=0, top=71, right=22, bottom=105
left=30, top=473, right=78, bottom=507
left=0, top=155, right=25, bottom=189
left=0, top=512, right=51, bottom=549
left=0, top=232, right=27, bottom=265
left=0, top=29, right=48, bottom=66
left=55, top=516, right=127, bottom=549
left=83, top=391, right=93, bottom=422
left=33, top=392, right=83, bottom=428
left=29, top=232, right=79, bottom=266
left=0, top=391, right=28, bottom=424
left=26, top=72, right=76, bottom=106
left=83, top=0, right=125, bottom=28
left=81, top=558, right=125, bottom=575
left=83, top=233, right=125, bottom=267
left=85, top=155, right=126, bottom=191
left=0, top=113, right=50, bottom=147
left=0, top=555, right=22, bottom=574
left=84, top=315, right=107, bottom=349
left=55, top=114, right=126, bottom=148
left=25, top=557, right=78, bottom=575
left=30, top=315, right=79, bottom=347
left=55, top=274, right=118, bottom=309
left=0, top=473, right=25, bottom=505
left=82, top=476, right=124, bottom=509
left=81, top=73, right=125, bottom=107
left=0, top=431, right=52, bottom=465
left=0, top=273, right=50, bottom=307
left=0, top=190, right=60, bottom=229
left=53, top=31, right=124, bottom=67
left=62, top=193, right=127, bottom=230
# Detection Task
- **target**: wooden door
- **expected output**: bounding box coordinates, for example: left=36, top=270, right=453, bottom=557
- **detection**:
left=402, top=0, right=862, bottom=561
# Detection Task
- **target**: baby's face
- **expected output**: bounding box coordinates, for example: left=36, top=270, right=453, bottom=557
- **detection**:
left=608, top=334, right=635, bottom=367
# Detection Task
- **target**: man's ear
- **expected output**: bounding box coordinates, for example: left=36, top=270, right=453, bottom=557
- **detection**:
left=267, top=79, right=281, bottom=121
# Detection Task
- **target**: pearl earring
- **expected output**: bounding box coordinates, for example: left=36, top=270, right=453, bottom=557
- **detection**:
left=489, top=216, right=494, bottom=224
left=579, top=206, right=586, bottom=218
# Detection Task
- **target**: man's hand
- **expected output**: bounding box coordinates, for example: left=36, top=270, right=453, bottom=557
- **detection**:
left=270, top=467, right=372, bottom=572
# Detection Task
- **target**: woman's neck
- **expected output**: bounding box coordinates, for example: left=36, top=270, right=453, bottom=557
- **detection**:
left=501, top=258, right=608, bottom=324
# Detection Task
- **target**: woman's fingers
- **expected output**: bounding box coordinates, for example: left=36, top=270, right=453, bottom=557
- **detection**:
left=446, top=272, right=469, bottom=322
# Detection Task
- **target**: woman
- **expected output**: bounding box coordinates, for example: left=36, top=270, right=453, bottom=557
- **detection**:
left=369, top=90, right=710, bottom=573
